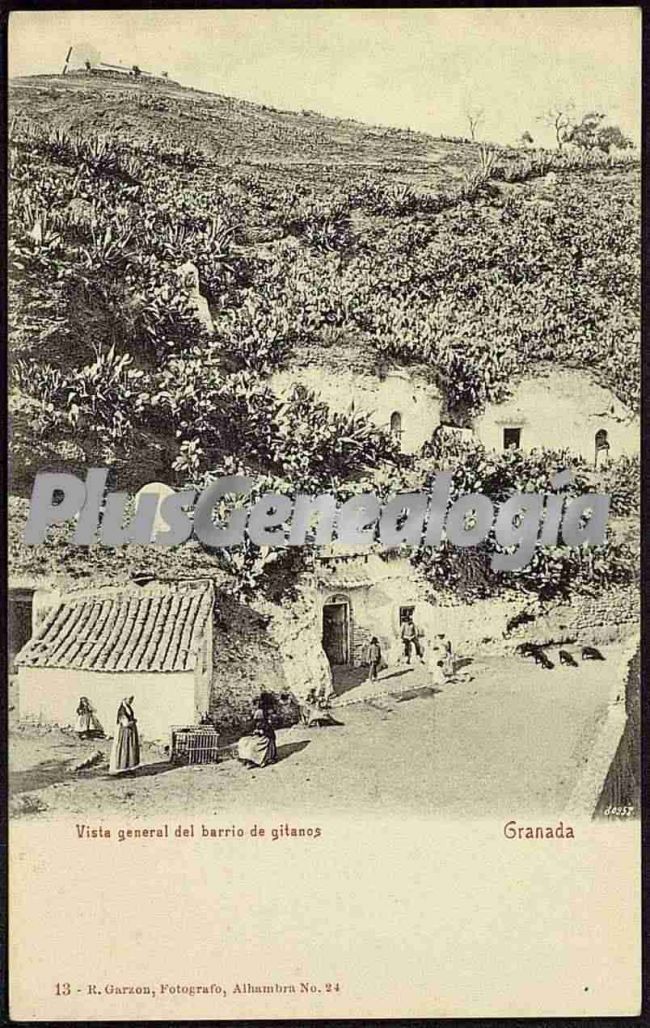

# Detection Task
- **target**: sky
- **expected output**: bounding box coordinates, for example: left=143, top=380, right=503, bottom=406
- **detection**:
left=9, top=8, right=642, bottom=146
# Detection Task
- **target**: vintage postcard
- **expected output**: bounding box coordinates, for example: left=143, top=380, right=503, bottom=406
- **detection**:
left=7, top=7, right=641, bottom=1020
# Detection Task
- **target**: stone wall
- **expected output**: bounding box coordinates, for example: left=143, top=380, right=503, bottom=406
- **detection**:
left=564, top=634, right=640, bottom=819
left=423, top=594, right=531, bottom=655
left=507, top=587, right=639, bottom=648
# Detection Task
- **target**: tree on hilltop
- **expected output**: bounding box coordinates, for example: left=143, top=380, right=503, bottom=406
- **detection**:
left=537, top=102, right=575, bottom=149
left=464, top=101, right=485, bottom=142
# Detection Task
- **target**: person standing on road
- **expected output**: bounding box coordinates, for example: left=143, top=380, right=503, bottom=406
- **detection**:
left=401, top=615, right=425, bottom=665
left=109, top=695, right=140, bottom=774
left=366, top=637, right=382, bottom=681
left=75, top=696, right=105, bottom=739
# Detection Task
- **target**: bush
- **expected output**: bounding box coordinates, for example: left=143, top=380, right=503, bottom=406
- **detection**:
left=12, top=344, right=146, bottom=450
left=411, top=438, right=635, bottom=603
left=597, top=455, right=640, bottom=516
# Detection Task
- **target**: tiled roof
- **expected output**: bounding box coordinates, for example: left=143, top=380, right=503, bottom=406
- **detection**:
left=16, top=582, right=213, bottom=673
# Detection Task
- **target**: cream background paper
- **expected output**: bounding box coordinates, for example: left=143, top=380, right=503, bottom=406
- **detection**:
left=8, top=7, right=641, bottom=1020
left=10, top=817, right=641, bottom=1019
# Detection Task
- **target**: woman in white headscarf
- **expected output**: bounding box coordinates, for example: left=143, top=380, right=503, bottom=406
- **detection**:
left=109, top=696, right=140, bottom=774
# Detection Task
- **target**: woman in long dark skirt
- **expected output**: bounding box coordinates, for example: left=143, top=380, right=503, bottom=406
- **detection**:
left=109, top=695, right=140, bottom=774
left=237, top=705, right=277, bottom=768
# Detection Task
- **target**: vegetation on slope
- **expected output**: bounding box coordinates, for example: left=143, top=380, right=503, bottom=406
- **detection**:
left=8, top=75, right=640, bottom=601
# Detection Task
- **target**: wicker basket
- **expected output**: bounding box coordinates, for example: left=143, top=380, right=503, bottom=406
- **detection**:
left=170, top=725, right=220, bottom=765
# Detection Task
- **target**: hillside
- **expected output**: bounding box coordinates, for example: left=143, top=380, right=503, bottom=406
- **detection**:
left=9, top=73, right=640, bottom=504
left=10, top=72, right=483, bottom=187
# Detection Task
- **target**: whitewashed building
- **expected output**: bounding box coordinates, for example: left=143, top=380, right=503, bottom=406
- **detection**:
left=14, top=580, right=214, bottom=742
left=272, top=363, right=443, bottom=454
left=473, top=367, right=639, bottom=465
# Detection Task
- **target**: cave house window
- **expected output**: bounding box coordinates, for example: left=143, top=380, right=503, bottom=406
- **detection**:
left=390, top=411, right=403, bottom=447
left=503, top=427, right=522, bottom=450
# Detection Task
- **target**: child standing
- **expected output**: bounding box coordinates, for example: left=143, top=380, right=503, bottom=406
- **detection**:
left=366, top=637, right=382, bottom=681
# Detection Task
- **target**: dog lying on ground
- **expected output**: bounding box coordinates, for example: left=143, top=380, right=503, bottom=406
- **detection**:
left=559, top=650, right=579, bottom=667
left=532, top=649, right=554, bottom=669
left=581, top=646, right=605, bottom=661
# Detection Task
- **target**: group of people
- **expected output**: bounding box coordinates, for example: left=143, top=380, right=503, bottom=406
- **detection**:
left=74, top=695, right=140, bottom=775
left=72, top=615, right=454, bottom=780
left=367, top=618, right=462, bottom=687
left=365, top=614, right=427, bottom=682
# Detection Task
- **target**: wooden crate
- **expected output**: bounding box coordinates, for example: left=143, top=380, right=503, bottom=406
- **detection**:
left=170, top=725, right=220, bottom=765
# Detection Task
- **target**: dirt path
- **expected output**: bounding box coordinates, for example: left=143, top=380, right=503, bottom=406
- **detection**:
left=9, top=653, right=618, bottom=820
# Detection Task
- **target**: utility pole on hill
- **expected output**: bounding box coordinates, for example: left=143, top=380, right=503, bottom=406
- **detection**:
left=62, top=46, right=72, bottom=75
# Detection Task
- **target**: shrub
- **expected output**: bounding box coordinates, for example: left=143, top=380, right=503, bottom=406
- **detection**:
left=597, top=455, right=640, bottom=516
left=410, top=438, right=632, bottom=603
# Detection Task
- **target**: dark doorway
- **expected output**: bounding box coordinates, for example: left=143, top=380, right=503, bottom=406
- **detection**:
left=322, top=602, right=350, bottom=666
left=503, top=427, right=521, bottom=450
left=595, top=429, right=609, bottom=448
left=9, top=591, right=33, bottom=673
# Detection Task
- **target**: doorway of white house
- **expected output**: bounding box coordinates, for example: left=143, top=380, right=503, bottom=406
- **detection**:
left=322, top=599, right=350, bottom=666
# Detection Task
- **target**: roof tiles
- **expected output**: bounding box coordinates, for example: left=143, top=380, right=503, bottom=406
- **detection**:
left=16, top=582, right=213, bottom=673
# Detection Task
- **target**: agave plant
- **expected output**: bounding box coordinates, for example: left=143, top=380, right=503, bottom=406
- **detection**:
left=19, top=203, right=63, bottom=249
left=83, top=222, right=135, bottom=267
left=157, top=219, right=195, bottom=259
left=202, top=214, right=236, bottom=254
left=40, top=126, right=76, bottom=163
left=458, top=168, right=487, bottom=199
left=478, top=145, right=498, bottom=179
left=387, top=182, right=417, bottom=215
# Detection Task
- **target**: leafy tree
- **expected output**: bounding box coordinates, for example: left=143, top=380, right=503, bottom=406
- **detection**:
left=568, top=111, right=606, bottom=151
left=596, top=125, right=634, bottom=153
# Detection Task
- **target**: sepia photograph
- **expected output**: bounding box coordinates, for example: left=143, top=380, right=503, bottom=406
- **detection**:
left=6, top=7, right=641, bottom=1020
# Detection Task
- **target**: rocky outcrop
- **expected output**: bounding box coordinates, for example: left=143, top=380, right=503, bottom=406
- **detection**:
left=263, top=591, right=333, bottom=701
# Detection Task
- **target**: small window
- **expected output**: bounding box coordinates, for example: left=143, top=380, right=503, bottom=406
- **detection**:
left=595, top=429, right=609, bottom=450
left=390, top=411, right=403, bottom=440
left=503, top=427, right=521, bottom=450
left=595, top=429, right=610, bottom=469
left=399, top=605, right=415, bottom=624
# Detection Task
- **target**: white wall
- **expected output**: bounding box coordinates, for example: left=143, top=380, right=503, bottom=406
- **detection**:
left=473, top=370, right=639, bottom=462
left=272, top=366, right=442, bottom=453
left=318, top=558, right=442, bottom=670
left=18, top=668, right=198, bottom=743
left=316, top=557, right=532, bottom=671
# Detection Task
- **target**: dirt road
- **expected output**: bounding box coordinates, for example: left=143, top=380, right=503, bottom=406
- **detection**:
left=9, top=653, right=618, bottom=820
